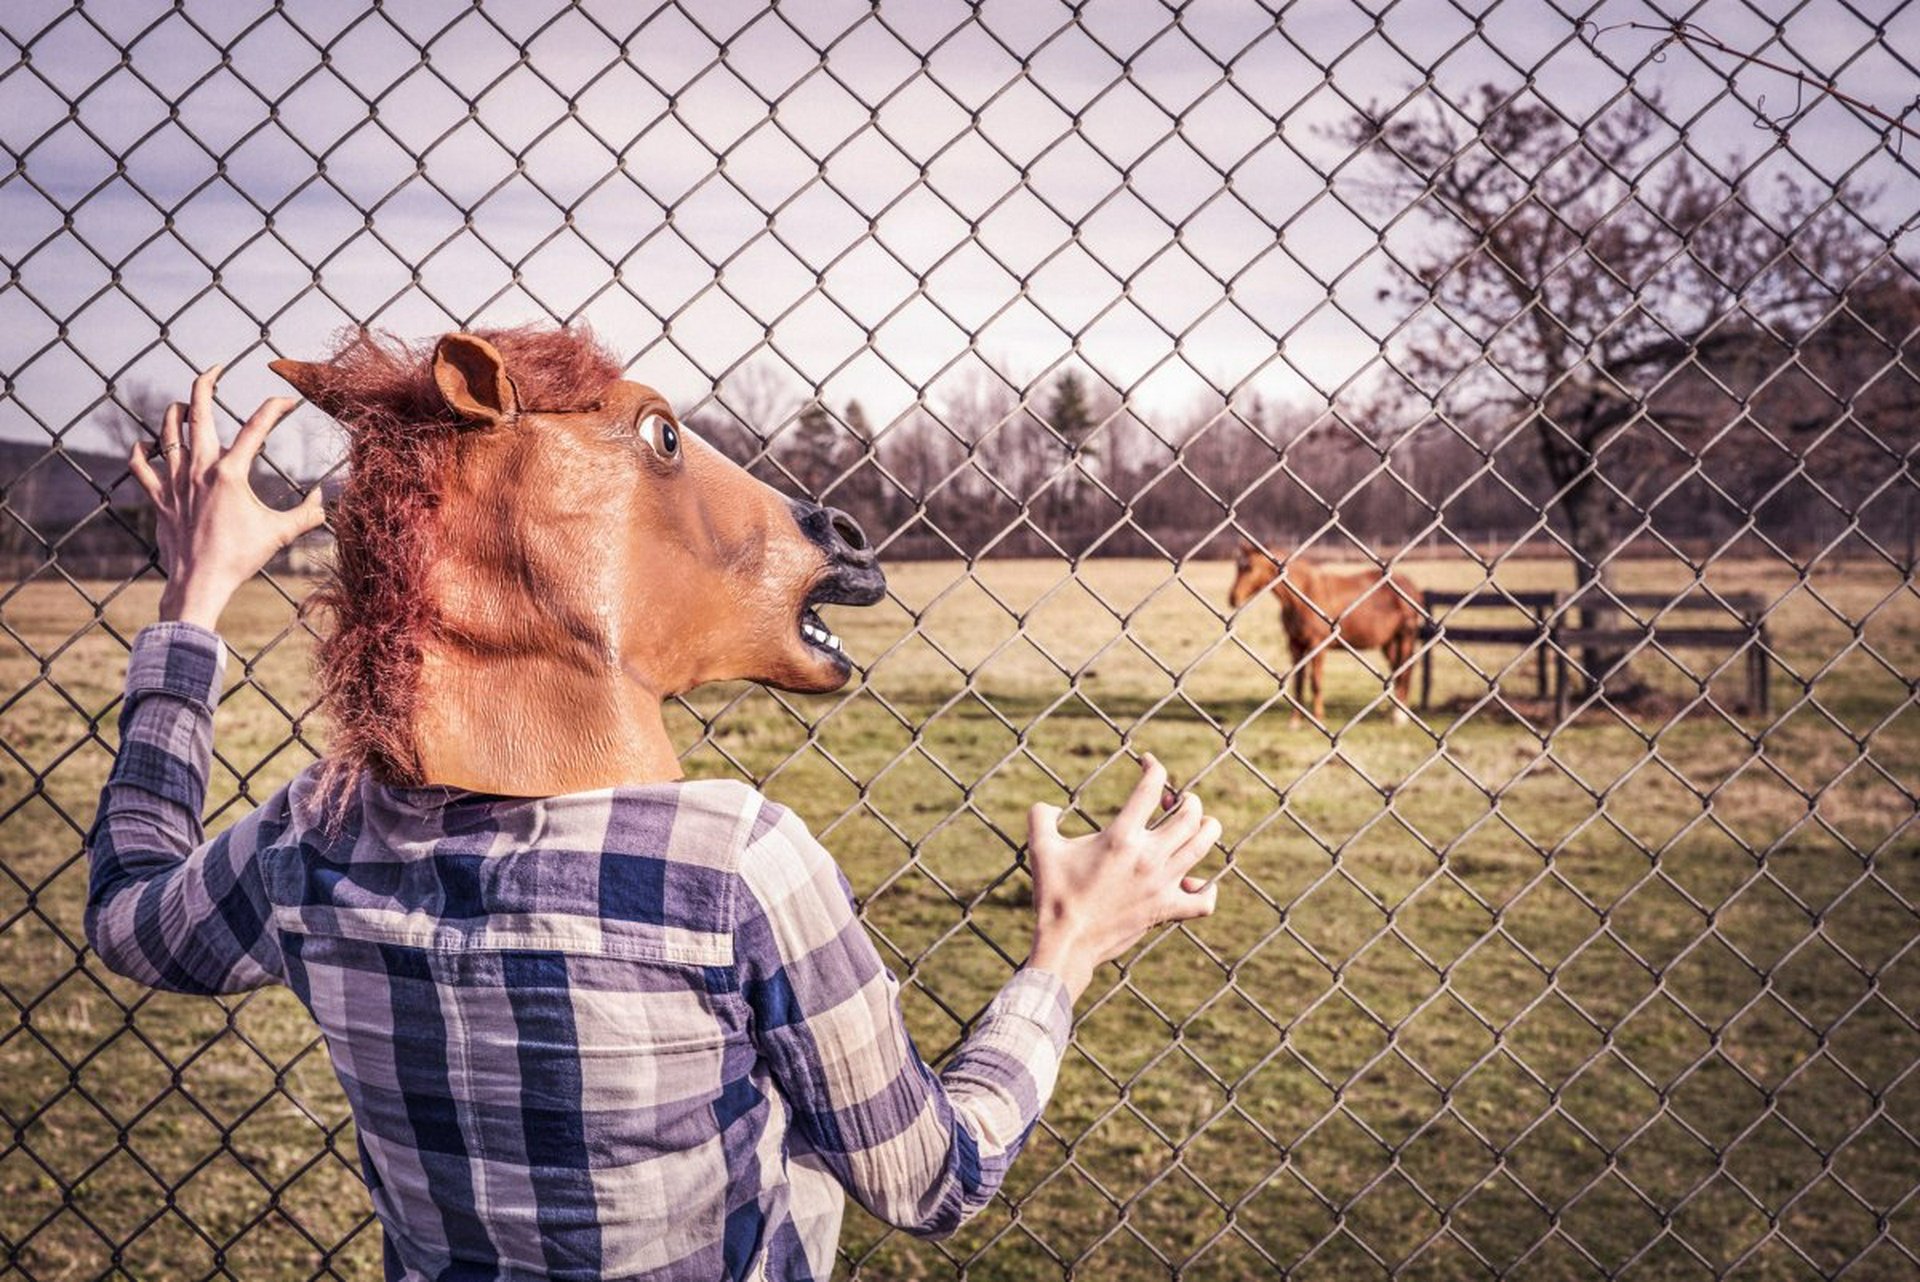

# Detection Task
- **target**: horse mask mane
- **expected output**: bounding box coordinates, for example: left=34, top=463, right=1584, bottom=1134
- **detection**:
left=275, top=327, right=885, bottom=800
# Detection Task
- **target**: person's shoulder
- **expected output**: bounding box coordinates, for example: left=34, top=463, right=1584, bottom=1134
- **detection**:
left=707, top=785, right=837, bottom=902
left=257, top=760, right=332, bottom=844
left=608, top=780, right=846, bottom=935
left=599, top=776, right=796, bottom=876
left=656, top=774, right=768, bottom=817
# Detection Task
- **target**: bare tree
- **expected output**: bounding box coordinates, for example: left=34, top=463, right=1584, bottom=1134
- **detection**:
left=877, top=410, right=970, bottom=556
left=718, top=359, right=802, bottom=443
left=934, top=365, right=1038, bottom=553
left=1342, top=86, right=1889, bottom=696
left=90, top=382, right=177, bottom=552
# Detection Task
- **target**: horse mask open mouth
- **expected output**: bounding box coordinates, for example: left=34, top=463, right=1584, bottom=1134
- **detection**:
left=791, top=500, right=886, bottom=672
left=269, top=326, right=889, bottom=796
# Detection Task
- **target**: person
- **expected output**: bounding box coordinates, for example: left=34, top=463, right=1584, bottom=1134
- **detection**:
left=86, top=361, right=1222, bottom=1281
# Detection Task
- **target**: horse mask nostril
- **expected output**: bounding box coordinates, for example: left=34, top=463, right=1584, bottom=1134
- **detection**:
left=831, top=510, right=868, bottom=553
left=793, top=499, right=887, bottom=607
left=792, top=500, right=876, bottom=564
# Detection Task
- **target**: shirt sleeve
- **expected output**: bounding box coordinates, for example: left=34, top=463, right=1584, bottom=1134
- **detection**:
left=734, top=798, right=1072, bottom=1239
left=84, top=621, right=284, bottom=994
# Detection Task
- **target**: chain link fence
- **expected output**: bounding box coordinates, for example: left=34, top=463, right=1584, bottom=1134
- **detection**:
left=4, top=1, right=1918, bottom=1278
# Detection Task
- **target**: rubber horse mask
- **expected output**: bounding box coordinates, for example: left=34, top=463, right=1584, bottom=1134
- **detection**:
left=273, top=327, right=884, bottom=798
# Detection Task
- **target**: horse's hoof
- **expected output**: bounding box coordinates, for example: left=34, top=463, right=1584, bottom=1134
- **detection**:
left=1389, top=707, right=1408, bottom=726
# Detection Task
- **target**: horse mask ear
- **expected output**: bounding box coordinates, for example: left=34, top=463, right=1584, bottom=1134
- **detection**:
left=432, top=333, right=520, bottom=427
left=268, top=358, right=336, bottom=412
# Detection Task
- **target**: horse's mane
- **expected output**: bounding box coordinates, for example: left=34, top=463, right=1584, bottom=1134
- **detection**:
left=310, top=325, right=624, bottom=802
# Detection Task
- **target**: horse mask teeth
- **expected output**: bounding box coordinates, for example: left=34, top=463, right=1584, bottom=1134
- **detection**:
left=800, top=607, right=842, bottom=651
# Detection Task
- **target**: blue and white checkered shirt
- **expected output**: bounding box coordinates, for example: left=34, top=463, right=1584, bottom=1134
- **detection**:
left=86, top=622, right=1071, bottom=1281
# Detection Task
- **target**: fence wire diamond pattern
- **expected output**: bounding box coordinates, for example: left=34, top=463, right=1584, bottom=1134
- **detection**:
left=3, top=1, right=1918, bottom=1279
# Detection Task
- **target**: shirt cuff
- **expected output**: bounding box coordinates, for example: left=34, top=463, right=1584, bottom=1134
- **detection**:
left=126, top=622, right=227, bottom=709
left=990, top=967, right=1074, bottom=1057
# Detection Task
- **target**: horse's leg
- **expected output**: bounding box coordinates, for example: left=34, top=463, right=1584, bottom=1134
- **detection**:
left=1387, top=633, right=1410, bottom=725
left=1288, top=637, right=1306, bottom=726
left=1310, top=650, right=1326, bottom=723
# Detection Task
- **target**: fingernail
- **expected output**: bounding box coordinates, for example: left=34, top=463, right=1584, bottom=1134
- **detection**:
left=1161, top=786, right=1178, bottom=812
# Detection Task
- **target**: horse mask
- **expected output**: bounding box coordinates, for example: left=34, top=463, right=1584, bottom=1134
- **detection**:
left=273, top=327, right=885, bottom=798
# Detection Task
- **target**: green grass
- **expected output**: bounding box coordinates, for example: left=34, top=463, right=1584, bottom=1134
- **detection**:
left=2, top=556, right=1916, bottom=1279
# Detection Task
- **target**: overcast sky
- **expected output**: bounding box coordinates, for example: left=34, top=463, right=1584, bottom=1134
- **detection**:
left=2, top=0, right=1915, bottom=477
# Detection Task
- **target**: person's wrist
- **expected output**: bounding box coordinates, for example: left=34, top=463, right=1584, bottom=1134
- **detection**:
left=158, top=575, right=236, bottom=631
left=1027, top=932, right=1093, bottom=1004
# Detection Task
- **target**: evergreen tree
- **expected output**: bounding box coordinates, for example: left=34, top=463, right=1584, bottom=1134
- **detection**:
left=786, top=401, right=848, bottom=500
left=1049, top=371, right=1094, bottom=457
left=844, top=399, right=871, bottom=443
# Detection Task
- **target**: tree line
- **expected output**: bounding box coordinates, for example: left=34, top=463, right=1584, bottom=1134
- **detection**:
left=685, top=83, right=1916, bottom=618
left=22, top=82, right=1916, bottom=647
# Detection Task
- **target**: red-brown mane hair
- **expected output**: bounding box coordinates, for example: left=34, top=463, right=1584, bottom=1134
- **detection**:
left=308, top=325, right=624, bottom=799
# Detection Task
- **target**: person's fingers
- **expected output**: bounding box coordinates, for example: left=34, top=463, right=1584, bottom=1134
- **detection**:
left=159, top=402, right=187, bottom=497
left=1169, top=817, right=1223, bottom=877
left=1115, top=754, right=1169, bottom=831
left=187, top=365, right=224, bottom=475
left=1161, top=878, right=1219, bottom=921
left=128, top=442, right=167, bottom=509
left=283, top=485, right=327, bottom=537
left=1150, top=790, right=1205, bottom=850
left=1027, top=802, right=1063, bottom=844
left=230, top=397, right=299, bottom=466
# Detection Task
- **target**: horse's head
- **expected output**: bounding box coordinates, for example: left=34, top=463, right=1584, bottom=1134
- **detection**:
left=274, top=328, right=885, bottom=796
left=1228, top=538, right=1283, bottom=608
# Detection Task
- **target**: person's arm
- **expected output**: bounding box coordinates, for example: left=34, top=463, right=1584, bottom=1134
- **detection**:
left=85, top=622, right=285, bottom=993
left=736, top=758, right=1219, bottom=1238
left=85, top=367, right=325, bottom=993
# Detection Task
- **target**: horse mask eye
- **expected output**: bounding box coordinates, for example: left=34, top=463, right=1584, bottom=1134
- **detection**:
left=640, top=413, right=679, bottom=460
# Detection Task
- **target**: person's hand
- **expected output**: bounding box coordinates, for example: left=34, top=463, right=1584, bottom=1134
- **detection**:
left=128, top=366, right=326, bottom=632
left=1025, top=754, right=1222, bottom=1001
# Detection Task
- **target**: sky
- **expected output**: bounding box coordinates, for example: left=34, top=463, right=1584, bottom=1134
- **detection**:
left=2, top=0, right=1916, bottom=481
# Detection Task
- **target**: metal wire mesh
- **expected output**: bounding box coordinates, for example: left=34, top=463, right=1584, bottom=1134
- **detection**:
left=3, top=1, right=1918, bottom=1278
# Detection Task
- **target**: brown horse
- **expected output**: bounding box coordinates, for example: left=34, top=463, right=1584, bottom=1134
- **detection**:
left=272, top=327, right=884, bottom=799
left=1227, top=539, right=1422, bottom=725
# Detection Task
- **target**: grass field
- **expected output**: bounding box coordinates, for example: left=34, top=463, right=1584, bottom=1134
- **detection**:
left=2, top=555, right=1916, bottom=1280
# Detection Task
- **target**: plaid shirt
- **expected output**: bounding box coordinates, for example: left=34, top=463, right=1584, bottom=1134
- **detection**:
left=86, top=623, right=1071, bottom=1281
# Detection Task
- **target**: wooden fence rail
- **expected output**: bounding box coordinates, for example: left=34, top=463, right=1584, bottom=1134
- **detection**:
left=1418, top=588, right=1772, bottom=718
